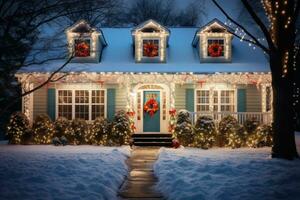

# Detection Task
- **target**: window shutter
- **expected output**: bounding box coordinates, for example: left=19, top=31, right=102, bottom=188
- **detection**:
left=107, top=88, right=116, bottom=121
left=47, top=88, right=56, bottom=121
left=185, top=89, right=195, bottom=112
left=237, top=89, right=246, bottom=112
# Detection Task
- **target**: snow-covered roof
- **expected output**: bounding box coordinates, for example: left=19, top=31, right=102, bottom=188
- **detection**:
left=18, top=27, right=270, bottom=74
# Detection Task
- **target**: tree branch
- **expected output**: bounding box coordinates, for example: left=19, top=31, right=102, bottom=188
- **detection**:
left=211, top=0, right=271, bottom=54
left=240, top=0, right=275, bottom=51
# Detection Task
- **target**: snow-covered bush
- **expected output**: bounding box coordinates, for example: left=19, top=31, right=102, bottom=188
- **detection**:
left=32, top=114, right=55, bottom=144
left=88, top=117, right=110, bottom=145
left=174, top=110, right=194, bottom=146
left=54, top=117, right=72, bottom=139
left=218, top=115, right=244, bottom=148
left=70, top=119, right=89, bottom=145
left=109, top=110, right=131, bottom=145
left=6, top=112, right=31, bottom=144
left=244, top=118, right=260, bottom=135
left=193, top=116, right=216, bottom=149
left=246, top=124, right=273, bottom=148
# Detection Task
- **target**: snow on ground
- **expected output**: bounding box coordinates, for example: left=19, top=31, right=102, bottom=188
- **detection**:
left=0, top=145, right=130, bottom=200
left=154, top=132, right=300, bottom=200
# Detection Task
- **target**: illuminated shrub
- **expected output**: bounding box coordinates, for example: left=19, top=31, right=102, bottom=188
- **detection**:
left=218, top=115, right=244, bottom=148
left=70, top=118, right=89, bottom=145
left=6, top=112, right=31, bottom=144
left=32, top=114, right=55, bottom=144
left=89, top=117, right=110, bottom=145
left=109, top=110, right=131, bottom=145
left=246, top=124, right=273, bottom=148
left=193, top=116, right=216, bottom=149
left=174, top=110, right=194, bottom=146
left=244, top=118, right=260, bottom=135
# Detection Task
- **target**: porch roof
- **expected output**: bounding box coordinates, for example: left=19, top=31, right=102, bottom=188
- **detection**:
left=18, top=28, right=270, bottom=74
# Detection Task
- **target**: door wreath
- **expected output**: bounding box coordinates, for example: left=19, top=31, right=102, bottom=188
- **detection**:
left=208, top=43, right=223, bottom=57
left=144, top=98, right=159, bottom=117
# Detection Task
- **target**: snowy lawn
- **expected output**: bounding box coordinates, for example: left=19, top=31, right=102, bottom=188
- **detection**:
left=154, top=132, right=300, bottom=200
left=0, top=145, right=130, bottom=200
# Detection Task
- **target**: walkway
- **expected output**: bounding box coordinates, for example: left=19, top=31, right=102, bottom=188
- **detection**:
left=118, top=147, right=164, bottom=200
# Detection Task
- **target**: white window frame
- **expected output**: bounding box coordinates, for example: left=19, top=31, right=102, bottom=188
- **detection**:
left=207, top=38, right=225, bottom=58
left=195, top=89, right=237, bottom=113
left=141, top=38, right=160, bottom=59
left=56, top=87, right=106, bottom=121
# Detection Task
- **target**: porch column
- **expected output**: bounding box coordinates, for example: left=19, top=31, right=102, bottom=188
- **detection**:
left=22, top=82, right=34, bottom=123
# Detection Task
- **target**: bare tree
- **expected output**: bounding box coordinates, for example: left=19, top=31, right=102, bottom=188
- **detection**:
left=212, top=0, right=299, bottom=159
left=0, top=0, right=120, bottom=136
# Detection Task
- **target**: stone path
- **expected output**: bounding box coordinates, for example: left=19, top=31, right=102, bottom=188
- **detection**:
left=118, top=147, right=164, bottom=200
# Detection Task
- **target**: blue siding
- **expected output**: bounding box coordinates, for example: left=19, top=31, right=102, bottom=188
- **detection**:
left=185, top=89, right=195, bottom=112
left=47, top=88, right=56, bottom=121
left=237, top=89, right=247, bottom=112
left=107, top=88, right=116, bottom=121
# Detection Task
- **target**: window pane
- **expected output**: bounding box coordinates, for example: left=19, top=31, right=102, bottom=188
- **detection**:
left=75, top=105, right=89, bottom=120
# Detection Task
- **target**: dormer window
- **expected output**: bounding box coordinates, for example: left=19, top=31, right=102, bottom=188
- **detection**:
left=132, top=19, right=170, bottom=63
left=66, top=20, right=107, bottom=63
left=192, top=19, right=233, bottom=63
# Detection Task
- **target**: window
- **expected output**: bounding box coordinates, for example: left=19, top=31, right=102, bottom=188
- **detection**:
left=196, top=90, right=210, bottom=112
left=91, top=90, right=105, bottom=120
left=220, top=90, right=235, bottom=112
left=75, top=90, right=89, bottom=120
left=143, top=39, right=159, bottom=57
left=74, top=39, right=90, bottom=57
left=196, top=90, right=235, bottom=112
left=58, top=90, right=72, bottom=120
left=57, top=89, right=105, bottom=120
left=207, top=39, right=224, bottom=57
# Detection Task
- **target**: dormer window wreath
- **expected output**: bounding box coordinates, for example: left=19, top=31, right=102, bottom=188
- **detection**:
left=75, top=39, right=90, bottom=57
left=143, top=40, right=159, bottom=57
left=208, top=43, right=223, bottom=57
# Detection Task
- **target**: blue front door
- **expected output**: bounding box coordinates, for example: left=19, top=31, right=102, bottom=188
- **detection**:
left=143, top=91, right=160, bottom=132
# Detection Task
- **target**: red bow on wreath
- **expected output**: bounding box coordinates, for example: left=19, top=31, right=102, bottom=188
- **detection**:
left=144, top=98, right=159, bottom=117
left=75, top=42, right=90, bottom=57
left=208, top=43, right=223, bottom=57
left=143, top=42, right=158, bottom=57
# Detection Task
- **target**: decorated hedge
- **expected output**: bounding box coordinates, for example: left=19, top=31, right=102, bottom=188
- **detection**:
left=218, top=115, right=245, bottom=148
left=244, top=118, right=260, bottom=135
left=70, top=119, right=89, bottom=145
left=174, top=110, right=194, bottom=146
left=89, top=117, right=110, bottom=145
left=6, top=112, right=31, bottom=144
left=32, top=114, right=55, bottom=144
left=109, top=110, right=131, bottom=145
left=246, top=124, right=273, bottom=148
left=193, top=116, right=217, bottom=149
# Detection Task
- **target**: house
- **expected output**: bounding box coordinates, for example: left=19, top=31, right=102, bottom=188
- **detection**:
left=16, top=19, right=273, bottom=134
